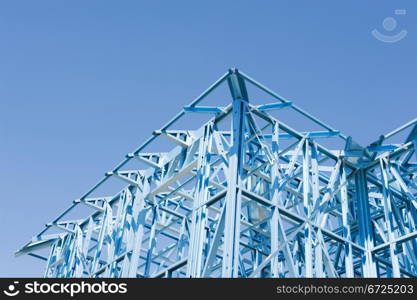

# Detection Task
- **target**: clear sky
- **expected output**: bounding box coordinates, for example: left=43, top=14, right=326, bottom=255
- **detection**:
left=1, top=0, right=416, bottom=277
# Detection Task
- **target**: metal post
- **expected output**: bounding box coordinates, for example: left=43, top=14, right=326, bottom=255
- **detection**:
left=222, top=69, right=248, bottom=277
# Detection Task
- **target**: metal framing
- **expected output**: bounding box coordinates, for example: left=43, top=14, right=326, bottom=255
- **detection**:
left=16, top=69, right=417, bottom=278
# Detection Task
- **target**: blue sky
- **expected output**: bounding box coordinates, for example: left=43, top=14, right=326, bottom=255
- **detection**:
left=1, top=0, right=416, bottom=276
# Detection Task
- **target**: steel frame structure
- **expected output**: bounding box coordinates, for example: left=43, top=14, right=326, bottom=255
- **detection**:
left=17, top=69, right=417, bottom=278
